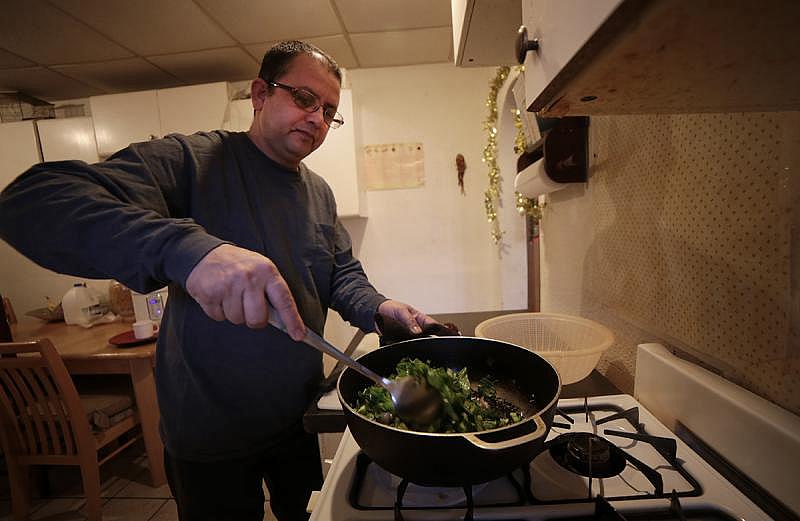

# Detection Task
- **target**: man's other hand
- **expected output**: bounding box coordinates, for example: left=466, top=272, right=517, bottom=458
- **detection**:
left=376, top=300, right=437, bottom=335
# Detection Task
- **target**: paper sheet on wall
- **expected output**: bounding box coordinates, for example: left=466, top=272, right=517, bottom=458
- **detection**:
left=363, top=143, right=425, bottom=190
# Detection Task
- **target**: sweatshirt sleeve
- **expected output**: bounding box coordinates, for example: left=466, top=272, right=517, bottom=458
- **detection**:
left=0, top=136, right=227, bottom=294
left=328, top=218, right=387, bottom=332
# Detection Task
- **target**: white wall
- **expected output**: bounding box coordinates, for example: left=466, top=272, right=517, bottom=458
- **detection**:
left=345, top=63, right=518, bottom=315
left=495, top=71, right=529, bottom=310
left=539, top=183, right=593, bottom=313
left=536, top=113, right=799, bottom=414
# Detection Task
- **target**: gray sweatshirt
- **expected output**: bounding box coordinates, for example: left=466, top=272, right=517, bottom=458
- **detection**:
left=0, top=131, right=386, bottom=460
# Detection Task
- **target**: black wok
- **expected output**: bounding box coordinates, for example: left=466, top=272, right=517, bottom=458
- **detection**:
left=337, top=336, right=561, bottom=486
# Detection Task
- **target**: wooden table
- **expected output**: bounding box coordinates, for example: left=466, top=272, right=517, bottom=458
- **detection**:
left=12, top=317, right=166, bottom=487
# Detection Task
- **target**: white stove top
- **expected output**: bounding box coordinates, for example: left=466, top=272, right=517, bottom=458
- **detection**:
left=310, top=344, right=800, bottom=520
left=309, top=394, right=770, bottom=520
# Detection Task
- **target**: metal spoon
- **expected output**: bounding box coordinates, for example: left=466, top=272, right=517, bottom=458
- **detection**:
left=266, top=306, right=442, bottom=426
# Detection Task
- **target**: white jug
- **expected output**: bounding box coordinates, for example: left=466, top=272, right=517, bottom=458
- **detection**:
left=62, top=283, right=104, bottom=326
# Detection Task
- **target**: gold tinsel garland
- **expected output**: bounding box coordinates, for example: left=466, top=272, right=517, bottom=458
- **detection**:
left=482, top=66, right=540, bottom=245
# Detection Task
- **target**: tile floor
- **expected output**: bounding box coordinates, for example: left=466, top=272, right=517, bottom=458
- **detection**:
left=0, top=441, right=279, bottom=521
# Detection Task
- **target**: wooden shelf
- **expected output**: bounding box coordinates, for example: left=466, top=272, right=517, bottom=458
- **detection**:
left=528, top=0, right=800, bottom=116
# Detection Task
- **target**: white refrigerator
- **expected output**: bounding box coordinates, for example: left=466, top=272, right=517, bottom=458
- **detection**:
left=0, top=118, right=106, bottom=316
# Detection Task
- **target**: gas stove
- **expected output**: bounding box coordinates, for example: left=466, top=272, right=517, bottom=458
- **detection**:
left=308, top=344, right=799, bottom=520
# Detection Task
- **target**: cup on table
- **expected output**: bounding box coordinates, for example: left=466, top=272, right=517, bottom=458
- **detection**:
left=132, top=320, right=158, bottom=339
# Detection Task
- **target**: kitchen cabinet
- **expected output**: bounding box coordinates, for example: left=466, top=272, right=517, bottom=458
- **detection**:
left=90, top=90, right=160, bottom=158
left=451, top=0, right=521, bottom=66
left=222, top=98, right=253, bottom=132
left=303, top=89, right=366, bottom=217
left=90, top=82, right=229, bottom=157
left=318, top=432, right=344, bottom=479
left=520, top=0, right=800, bottom=116
left=156, top=82, right=229, bottom=136
left=0, top=121, right=41, bottom=191
left=520, top=0, right=620, bottom=113
left=36, top=117, right=100, bottom=163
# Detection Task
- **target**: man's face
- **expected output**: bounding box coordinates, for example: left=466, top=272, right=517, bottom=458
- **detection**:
left=248, top=53, right=341, bottom=170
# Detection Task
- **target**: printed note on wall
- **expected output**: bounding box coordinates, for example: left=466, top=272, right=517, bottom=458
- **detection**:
left=363, top=143, right=425, bottom=190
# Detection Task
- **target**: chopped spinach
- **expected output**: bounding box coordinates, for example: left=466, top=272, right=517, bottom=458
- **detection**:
left=354, top=358, right=524, bottom=433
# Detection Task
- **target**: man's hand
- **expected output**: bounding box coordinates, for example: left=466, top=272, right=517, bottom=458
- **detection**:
left=185, top=244, right=306, bottom=340
left=377, top=300, right=437, bottom=335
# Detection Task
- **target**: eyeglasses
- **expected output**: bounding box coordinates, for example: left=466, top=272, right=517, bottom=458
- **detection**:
left=267, top=81, right=344, bottom=129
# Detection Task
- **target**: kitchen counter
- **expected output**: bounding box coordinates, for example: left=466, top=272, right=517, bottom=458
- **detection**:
left=303, top=310, right=620, bottom=433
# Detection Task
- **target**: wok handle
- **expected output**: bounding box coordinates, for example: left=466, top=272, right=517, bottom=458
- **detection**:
left=462, top=415, right=547, bottom=450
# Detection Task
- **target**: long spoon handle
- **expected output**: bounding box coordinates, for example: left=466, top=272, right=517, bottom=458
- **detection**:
left=266, top=304, right=387, bottom=387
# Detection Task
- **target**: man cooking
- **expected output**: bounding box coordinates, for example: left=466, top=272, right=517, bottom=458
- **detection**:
left=0, top=40, right=436, bottom=520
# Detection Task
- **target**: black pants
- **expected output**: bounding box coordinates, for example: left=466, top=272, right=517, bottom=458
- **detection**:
left=164, top=428, right=323, bottom=521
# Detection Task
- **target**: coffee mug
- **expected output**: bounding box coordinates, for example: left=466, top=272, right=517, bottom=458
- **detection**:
left=132, top=320, right=158, bottom=339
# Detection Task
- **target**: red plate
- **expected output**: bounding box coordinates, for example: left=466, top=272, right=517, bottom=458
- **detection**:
left=109, top=330, right=157, bottom=348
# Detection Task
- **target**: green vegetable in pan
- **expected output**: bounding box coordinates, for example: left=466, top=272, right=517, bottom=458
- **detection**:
left=354, top=358, right=524, bottom=433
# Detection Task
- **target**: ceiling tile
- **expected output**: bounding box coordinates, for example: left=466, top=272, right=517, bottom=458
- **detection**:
left=0, top=0, right=461, bottom=99
left=147, top=48, right=258, bottom=84
left=0, top=48, right=35, bottom=69
left=0, top=67, right=105, bottom=101
left=243, top=43, right=271, bottom=63
left=194, top=0, right=341, bottom=43
left=245, top=35, right=358, bottom=70
left=306, top=35, right=359, bottom=69
left=350, top=27, right=453, bottom=68
left=50, top=0, right=236, bottom=56
left=335, top=0, right=452, bottom=33
left=0, top=0, right=132, bottom=65
left=53, top=59, right=184, bottom=93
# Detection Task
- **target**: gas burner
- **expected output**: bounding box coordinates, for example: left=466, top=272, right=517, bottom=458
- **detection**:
left=348, top=452, right=531, bottom=512
left=549, top=433, right=627, bottom=478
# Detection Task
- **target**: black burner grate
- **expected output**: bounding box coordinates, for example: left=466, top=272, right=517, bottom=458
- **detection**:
left=530, top=401, right=702, bottom=504
left=348, top=452, right=530, bottom=514
left=345, top=400, right=704, bottom=516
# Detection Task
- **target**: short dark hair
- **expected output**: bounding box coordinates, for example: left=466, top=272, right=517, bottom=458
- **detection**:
left=258, top=40, right=342, bottom=85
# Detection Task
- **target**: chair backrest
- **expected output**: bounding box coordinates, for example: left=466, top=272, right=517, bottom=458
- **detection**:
left=0, top=339, right=95, bottom=460
left=2, top=296, right=16, bottom=326
left=0, top=294, right=13, bottom=343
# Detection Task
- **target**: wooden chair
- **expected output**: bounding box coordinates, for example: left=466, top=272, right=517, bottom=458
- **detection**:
left=2, top=296, right=16, bottom=327
left=0, top=294, right=14, bottom=343
left=0, top=339, right=141, bottom=521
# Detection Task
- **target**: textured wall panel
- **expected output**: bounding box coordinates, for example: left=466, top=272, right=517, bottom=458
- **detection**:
left=543, top=112, right=798, bottom=415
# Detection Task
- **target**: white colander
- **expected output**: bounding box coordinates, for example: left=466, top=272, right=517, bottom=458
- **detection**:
left=474, top=313, right=614, bottom=385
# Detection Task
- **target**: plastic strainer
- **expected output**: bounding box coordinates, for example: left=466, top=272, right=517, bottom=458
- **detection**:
left=474, top=313, right=614, bottom=384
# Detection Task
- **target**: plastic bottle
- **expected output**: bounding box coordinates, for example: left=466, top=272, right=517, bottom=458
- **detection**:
left=62, top=283, right=103, bottom=326
left=108, top=281, right=135, bottom=323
